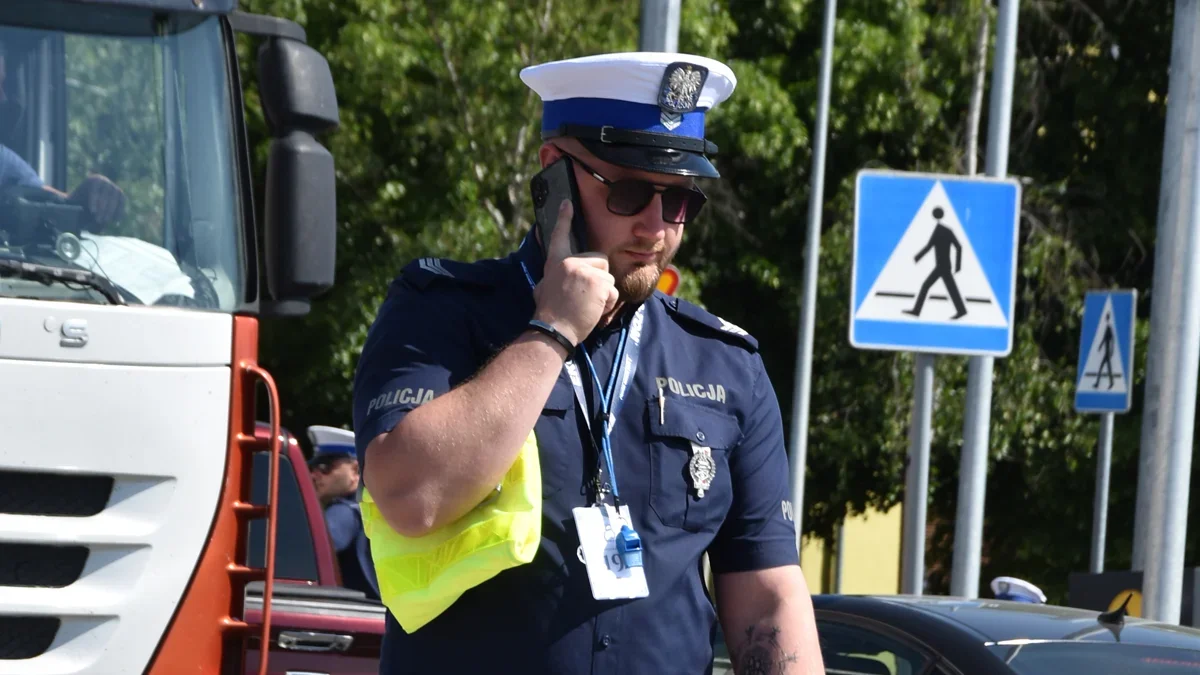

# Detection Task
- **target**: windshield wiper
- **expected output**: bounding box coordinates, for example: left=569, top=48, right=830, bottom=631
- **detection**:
left=0, top=257, right=126, bottom=305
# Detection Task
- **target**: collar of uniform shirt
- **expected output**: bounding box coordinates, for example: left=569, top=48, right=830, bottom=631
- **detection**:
left=517, top=230, right=643, bottom=340
left=516, top=227, right=544, bottom=286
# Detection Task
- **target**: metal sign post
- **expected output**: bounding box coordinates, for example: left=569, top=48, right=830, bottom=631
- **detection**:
left=901, top=354, right=935, bottom=594
left=788, top=0, right=837, bottom=548
left=851, top=167, right=1020, bottom=597
left=1074, top=289, right=1138, bottom=575
left=1091, top=413, right=1114, bottom=574
left=638, top=0, right=680, bottom=53
left=950, top=0, right=1020, bottom=599
left=1134, top=0, right=1200, bottom=625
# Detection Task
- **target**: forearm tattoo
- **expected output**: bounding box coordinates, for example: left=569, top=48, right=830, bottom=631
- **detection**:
left=734, top=624, right=800, bottom=675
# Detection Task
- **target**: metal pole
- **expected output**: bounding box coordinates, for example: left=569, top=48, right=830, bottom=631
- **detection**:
left=638, top=0, right=680, bottom=53
left=902, top=354, right=935, bottom=595
left=950, top=359, right=992, bottom=598
left=1090, top=413, right=1114, bottom=574
left=1132, top=0, right=1200, bottom=575
left=1143, top=2, right=1200, bottom=620
left=950, top=0, right=1018, bottom=600
left=788, top=0, right=837, bottom=550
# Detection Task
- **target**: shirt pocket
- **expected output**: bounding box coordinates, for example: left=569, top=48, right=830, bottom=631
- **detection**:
left=534, top=376, right=576, bottom=497
left=646, top=396, right=740, bottom=532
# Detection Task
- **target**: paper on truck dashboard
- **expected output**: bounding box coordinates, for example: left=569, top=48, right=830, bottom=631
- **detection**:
left=75, top=233, right=195, bottom=305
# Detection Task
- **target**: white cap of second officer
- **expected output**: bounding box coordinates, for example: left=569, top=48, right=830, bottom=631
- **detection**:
left=990, top=576, right=1047, bottom=604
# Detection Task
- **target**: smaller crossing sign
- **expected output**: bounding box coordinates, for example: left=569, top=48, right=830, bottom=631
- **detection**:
left=850, top=169, right=1022, bottom=356
left=1075, top=290, right=1137, bottom=413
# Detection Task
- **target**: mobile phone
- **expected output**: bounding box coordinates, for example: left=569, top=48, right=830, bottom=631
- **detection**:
left=530, top=156, right=588, bottom=258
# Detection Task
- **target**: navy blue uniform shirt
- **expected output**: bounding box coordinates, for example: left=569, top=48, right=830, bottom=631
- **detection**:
left=352, top=231, right=798, bottom=674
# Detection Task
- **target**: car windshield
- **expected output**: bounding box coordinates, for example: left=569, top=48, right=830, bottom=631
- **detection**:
left=0, top=4, right=242, bottom=310
left=995, top=642, right=1200, bottom=674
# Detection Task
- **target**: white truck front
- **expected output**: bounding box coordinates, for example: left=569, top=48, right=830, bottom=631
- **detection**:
left=0, top=2, right=339, bottom=673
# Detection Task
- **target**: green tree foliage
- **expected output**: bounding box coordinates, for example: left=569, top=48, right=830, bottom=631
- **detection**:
left=65, top=33, right=166, bottom=242
left=677, top=0, right=1175, bottom=602
left=235, top=0, right=1183, bottom=603
left=970, top=0, right=1172, bottom=601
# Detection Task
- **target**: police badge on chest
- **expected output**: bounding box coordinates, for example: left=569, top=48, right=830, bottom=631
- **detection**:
left=688, top=442, right=717, bottom=498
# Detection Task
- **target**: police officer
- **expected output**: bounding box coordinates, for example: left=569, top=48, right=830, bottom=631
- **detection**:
left=307, top=425, right=380, bottom=600
left=353, top=52, right=824, bottom=674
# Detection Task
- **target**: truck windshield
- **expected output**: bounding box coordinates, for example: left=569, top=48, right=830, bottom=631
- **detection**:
left=0, top=5, right=242, bottom=310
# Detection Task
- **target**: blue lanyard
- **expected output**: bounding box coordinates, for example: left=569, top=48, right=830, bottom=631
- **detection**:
left=520, top=260, right=645, bottom=505
left=578, top=315, right=643, bottom=503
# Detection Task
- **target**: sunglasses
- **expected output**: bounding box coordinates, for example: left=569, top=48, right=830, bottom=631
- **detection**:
left=561, top=151, right=707, bottom=224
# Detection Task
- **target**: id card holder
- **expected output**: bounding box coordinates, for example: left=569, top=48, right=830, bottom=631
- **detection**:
left=572, top=504, right=650, bottom=600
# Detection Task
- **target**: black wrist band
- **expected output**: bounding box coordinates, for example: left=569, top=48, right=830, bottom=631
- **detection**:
left=527, top=319, right=576, bottom=354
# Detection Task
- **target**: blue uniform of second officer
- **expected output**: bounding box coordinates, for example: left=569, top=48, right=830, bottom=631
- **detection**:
left=353, top=52, right=825, bottom=675
left=307, top=425, right=379, bottom=600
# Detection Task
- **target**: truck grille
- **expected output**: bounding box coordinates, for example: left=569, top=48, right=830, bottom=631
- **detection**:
left=0, top=470, right=113, bottom=516
left=0, top=617, right=59, bottom=660
left=0, top=543, right=89, bottom=587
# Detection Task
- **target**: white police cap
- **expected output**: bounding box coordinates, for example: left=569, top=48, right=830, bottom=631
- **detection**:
left=520, top=52, right=738, bottom=178
left=990, top=576, right=1047, bottom=604
left=307, top=425, right=356, bottom=467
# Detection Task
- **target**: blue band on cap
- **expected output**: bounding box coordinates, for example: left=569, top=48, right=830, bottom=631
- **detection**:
left=542, top=98, right=707, bottom=139
left=998, top=594, right=1038, bottom=603
left=315, top=442, right=356, bottom=457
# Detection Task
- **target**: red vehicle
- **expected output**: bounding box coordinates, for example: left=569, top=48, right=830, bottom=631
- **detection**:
left=243, top=425, right=385, bottom=674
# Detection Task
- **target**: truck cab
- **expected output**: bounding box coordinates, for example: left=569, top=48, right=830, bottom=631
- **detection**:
left=0, top=1, right=341, bottom=673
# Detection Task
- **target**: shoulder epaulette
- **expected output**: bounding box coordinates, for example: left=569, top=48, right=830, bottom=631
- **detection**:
left=398, top=256, right=500, bottom=291
left=664, top=295, right=759, bottom=352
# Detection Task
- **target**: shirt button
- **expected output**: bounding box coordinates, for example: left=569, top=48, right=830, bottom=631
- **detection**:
left=599, top=634, right=612, bottom=649
left=696, top=431, right=706, bottom=442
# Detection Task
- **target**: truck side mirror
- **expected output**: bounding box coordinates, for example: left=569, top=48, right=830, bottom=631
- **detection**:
left=256, top=35, right=340, bottom=316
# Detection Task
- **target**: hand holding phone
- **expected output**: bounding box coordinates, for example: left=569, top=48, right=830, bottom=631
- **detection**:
left=532, top=199, right=618, bottom=347
left=531, top=156, right=591, bottom=255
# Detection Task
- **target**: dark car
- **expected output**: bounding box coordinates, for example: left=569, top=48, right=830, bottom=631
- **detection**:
left=808, top=594, right=1200, bottom=675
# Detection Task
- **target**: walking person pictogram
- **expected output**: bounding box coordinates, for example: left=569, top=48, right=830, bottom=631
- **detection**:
left=1094, top=317, right=1116, bottom=390
left=903, top=207, right=968, bottom=320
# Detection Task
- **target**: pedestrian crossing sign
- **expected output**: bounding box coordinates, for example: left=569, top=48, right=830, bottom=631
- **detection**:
left=849, top=169, right=1022, bottom=356
left=1075, top=290, right=1137, bottom=413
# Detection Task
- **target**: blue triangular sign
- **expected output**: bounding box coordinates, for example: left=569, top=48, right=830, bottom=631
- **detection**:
left=1075, top=290, right=1137, bottom=413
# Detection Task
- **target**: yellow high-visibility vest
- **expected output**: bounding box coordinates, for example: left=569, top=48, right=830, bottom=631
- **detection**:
left=360, top=431, right=542, bottom=632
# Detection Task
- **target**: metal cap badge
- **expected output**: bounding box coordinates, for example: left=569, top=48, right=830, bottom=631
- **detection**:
left=658, top=62, right=710, bottom=130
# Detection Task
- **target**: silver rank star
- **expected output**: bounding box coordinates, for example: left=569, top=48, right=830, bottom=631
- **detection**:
left=688, top=443, right=716, bottom=498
